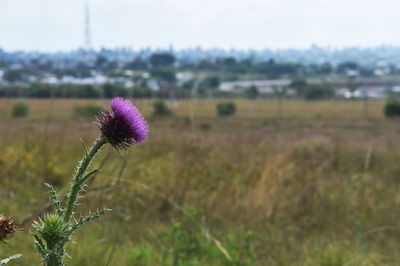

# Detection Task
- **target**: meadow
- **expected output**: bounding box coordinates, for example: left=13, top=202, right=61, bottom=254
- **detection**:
left=1, top=98, right=400, bottom=265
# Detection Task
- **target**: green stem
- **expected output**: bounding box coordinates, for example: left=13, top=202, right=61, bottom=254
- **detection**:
left=46, top=253, right=63, bottom=266
left=63, top=136, right=106, bottom=223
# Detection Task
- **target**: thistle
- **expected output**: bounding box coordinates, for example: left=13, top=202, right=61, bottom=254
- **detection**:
left=0, top=215, right=21, bottom=265
left=33, top=98, right=148, bottom=266
left=96, top=97, right=148, bottom=149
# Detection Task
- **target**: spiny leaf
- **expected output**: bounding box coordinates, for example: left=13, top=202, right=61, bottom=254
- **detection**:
left=78, top=169, right=99, bottom=185
left=80, top=139, right=89, bottom=156
left=70, top=209, right=111, bottom=233
left=45, top=183, right=63, bottom=216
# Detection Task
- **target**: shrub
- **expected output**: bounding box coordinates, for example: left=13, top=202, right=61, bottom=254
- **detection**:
left=199, top=122, right=211, bottom=130
left=217, top=102, right=236, bottom=116
left=303, top=84, right=334, bottom=100
left=153, top=100, right=172, bottom=116
left=244, top=85, right=259, bottom=99
left=12, top=102, right=29, bottom=117
left=74, top=104, right=103, bottom=117
left=384, top=100, right=400, bottom=118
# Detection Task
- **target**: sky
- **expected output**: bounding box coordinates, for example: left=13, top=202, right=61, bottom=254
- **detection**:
left=1, top=0, right=400, bottom=52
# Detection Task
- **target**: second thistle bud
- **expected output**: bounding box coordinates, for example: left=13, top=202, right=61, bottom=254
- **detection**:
left=0, top=215, right=18, bottom=243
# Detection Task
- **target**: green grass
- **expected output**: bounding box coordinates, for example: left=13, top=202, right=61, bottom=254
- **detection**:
left=1, top=99, right=400, bottom=265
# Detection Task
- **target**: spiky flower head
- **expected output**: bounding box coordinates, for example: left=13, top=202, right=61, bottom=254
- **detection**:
left=97, top=97, right=149, bottom=150
left=0, top=215, right=18, bottom=243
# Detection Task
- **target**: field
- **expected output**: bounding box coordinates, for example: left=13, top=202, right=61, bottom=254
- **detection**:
left=1, top=98, right=400, bottom=265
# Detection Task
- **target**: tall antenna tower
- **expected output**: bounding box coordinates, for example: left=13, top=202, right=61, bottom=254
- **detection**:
left=84, top=0, right=92, bottom=50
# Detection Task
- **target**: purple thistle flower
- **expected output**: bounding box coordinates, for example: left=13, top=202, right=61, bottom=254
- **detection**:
left=97, top=97, right=148, bottom=149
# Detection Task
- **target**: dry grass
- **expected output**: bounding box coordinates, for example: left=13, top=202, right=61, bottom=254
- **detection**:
left=0, top=98, right=399, bottom=265
left=0, top=98, right=386, bottom=119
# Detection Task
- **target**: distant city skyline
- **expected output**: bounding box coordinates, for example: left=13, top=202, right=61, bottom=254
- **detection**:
left=1, top=0, right=400, bottom=52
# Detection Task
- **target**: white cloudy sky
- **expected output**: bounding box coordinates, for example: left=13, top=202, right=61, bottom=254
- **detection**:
left=0, top=0, right=399, bottom=51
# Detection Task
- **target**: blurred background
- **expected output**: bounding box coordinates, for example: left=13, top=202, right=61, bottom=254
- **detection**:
left=2, top=0, right=400, bottom=265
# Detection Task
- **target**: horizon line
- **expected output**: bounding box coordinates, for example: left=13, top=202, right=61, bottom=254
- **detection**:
left=3, top=43, right=400, bottom=54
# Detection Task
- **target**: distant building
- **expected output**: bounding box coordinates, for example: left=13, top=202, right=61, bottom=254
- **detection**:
left=176, top=71, right=195, bottom=85
left=111, top=77, right=134, bottom=88
left=219, top=79, right=293, bottom=95
left=344, top=87, right=387, bottom=99
left=392, top=86, right=400, bottom=93
left=41, top=74, right=58, bottom=85
left=0, top=70, right=4, bottom=85
left=346, top=70, right=359, bottom=77
left=335, top=86, right=388, bottom=99
left=146, top=79, right=160, bottom=91
left=331, top=77, right=397, bottom=99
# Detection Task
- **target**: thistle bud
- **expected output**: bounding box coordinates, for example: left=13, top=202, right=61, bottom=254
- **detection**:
left=33, top=214, right=69, bottom=249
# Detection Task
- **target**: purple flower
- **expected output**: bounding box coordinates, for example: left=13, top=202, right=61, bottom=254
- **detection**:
left=97, top=97, right=148, bottom=149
